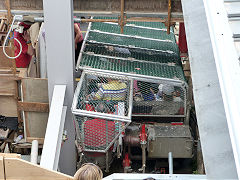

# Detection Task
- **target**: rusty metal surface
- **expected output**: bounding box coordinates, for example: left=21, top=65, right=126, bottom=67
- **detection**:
left=0, top=0, right=182, bottom=14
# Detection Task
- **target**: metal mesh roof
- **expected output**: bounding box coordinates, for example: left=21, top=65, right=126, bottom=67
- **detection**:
left=91, top=22, right=176, bottom=43
left=80, top=54, right=185, bottom=81
left=84, top=42, right=181, bottom=65
left=79, top=17, right=185, bottom=82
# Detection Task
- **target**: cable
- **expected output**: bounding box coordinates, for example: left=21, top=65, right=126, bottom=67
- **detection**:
left=3, top=15, right=23, bottom=59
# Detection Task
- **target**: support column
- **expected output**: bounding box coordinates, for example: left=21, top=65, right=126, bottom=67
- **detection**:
left=182, top=0, right=237, bottom=179
left=43, top=0, right=76, bottom=175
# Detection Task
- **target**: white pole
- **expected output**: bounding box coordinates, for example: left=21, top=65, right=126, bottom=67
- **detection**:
left=31, top=140, right=39, bottom=164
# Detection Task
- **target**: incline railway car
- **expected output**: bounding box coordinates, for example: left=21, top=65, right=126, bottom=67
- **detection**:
left=72, top=17, right=193, bottom=173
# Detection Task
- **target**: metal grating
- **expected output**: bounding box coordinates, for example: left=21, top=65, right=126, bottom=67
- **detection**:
left=132, top=81, right=186, bottom=116
left=92, top=16, right=175, bottom=31
left=80, top=54, right=186, bottom=81
left=87, top=31, right=179, bottom=54
left=91, top=22, right=176, bottom=43
left=75, top=115, right=129, bottom=152
left=77, top=17, right=185, bottom=83
left=84, top=42, right=181, bottom=65
left=72, top=71, right=133, bottom=122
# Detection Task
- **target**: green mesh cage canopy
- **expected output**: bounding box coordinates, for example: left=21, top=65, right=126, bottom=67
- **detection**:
left=78, top=17, right=185, bottom=82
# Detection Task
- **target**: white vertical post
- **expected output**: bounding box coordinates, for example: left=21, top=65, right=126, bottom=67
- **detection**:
left=168, top=152, right=173, bottom=174
left=30, top=140, right=39, bottom=164
left=43, top=0, right=76, bottom=175
left=40, top=85, right=66, bottom=171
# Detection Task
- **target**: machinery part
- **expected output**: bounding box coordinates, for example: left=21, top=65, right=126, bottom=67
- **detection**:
left=139, top=124, right=147, bottom=173
left=147, top=125, right=193, bottom=158
left=80, top=151, right=114, bottom=170
left=124, top=135, right=140, bottom=146
left=106, top=151, right=109, bottom=172
left=139, top=124, right=147, bottom=145
left=123, top=153, right=131, bottom=173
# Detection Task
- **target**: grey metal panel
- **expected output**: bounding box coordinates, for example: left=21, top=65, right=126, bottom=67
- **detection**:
left=43, top=0, right=76, bottom=176
left=182, top=0, right=238, bottom=179
left=225, top=2, right=240, bottom=17
left=153, top=125, right=191, bottom=137
left=148, top=125, right=193, bottom=158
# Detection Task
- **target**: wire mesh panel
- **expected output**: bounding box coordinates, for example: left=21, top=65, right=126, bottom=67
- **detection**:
left=91, top=22, right=176, bottom=43
left=80, top=54, right=186, bottom=81
left=92, top=17, right=175, bottom=33
left=132, top=80, right=186, bottom=116
left=75, top=115, right=129, bottom=152
left=84, top=42, right=181, bottom=65
left=72, top=71, right=133, bottom=122
left=88, top=31, right=179, bottom=54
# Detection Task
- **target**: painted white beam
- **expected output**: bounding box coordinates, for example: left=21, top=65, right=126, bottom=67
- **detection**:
left=203, top=0, right=240, bottom=178
left=40, top=85, right=66, bottom=171
left=182, top=0, right=238, bottom=178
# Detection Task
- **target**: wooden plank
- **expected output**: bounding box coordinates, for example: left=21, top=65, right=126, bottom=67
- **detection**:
left=26, top=137, right=44, bottom=144
left=5, top=0, right=11, bottom=26
left=21, top=78, right=49, bottom=140
left=26, top=112, right=49, bottom=138
left=22, top=78, right=48, bottom=103
left=0, top=97, right=17, bottom=117
left=0, top=76, right=18, bottom=117
left=0, top=46, right=15, bottom=69
left=0, top=153, right=21, bottom=158
left=18, top=102, right=49, bottom=112
left=0, top=156, right=4, bottom=180
left=0, top=19, right=4, bottom=31
left=4, top=158, right=74, bottom=180
left=0, top=77, right=16, bottom=95
left=0, top=0, right=182, bottom=13
left=0, top=92, right=15, bottom=96
left=17, top=68, right=28, bottom=78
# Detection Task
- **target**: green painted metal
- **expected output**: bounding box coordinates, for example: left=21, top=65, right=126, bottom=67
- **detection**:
left=80, top=54, right=185, bottom=81
left=84, top=42, right=181, bottom=65
left=79, top=17, right=186, bottom=82
left=91, top=22, right=176, bottom=42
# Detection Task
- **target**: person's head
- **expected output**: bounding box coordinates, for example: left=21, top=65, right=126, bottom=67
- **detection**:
left=73, top=163, right=103, bottom=180
left=162, top=84, right=174, bottom=101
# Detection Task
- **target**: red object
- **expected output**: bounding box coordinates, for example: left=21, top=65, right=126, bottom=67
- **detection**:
left=171, top=122, right=184, bottom=125
left=160, top=168, right=166, bottom=174
left=178, top=23, right=188, bottom=53
left=19, top=22, right=31, bottom=30
left=14, top=32, right=32, bottom=68
left=123, top=153, right=131, bottom=168
left=86, top=104, right=95, bottom=111
left=139, top=124, right=147, bottom=143
left=84, top=118, right=115, bottom=147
